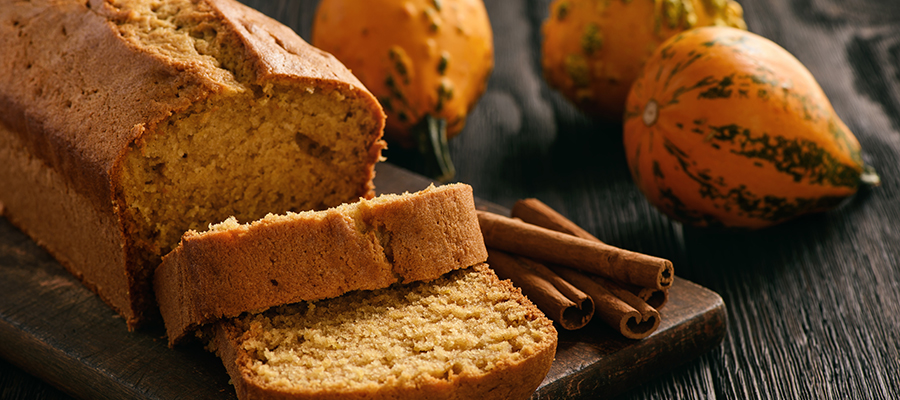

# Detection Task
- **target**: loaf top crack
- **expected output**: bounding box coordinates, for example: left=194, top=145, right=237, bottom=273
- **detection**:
left=154, top=183, right=489, bottom=345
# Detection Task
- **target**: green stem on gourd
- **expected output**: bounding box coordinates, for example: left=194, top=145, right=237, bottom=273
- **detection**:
left=386, top=115, right=455, bottom=182
left=413, top=114, right=455, bottom=182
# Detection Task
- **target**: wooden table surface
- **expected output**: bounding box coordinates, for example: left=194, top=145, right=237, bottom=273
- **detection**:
left=2, top=0, right=899, bottom=399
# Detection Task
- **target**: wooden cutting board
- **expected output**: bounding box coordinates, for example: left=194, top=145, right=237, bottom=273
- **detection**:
left=0, top=163, right=726, bottom=400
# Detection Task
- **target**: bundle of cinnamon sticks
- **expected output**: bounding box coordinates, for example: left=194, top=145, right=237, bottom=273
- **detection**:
left=479, top=199, right=674, bottom=339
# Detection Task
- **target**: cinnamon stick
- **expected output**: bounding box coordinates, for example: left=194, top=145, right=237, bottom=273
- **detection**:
left=511, top=198, right=595, bottom=241
left=487, top=249, right=594, bottom=330
left=512, top=198, right=670, bottom=308
left=477, top=210, right=674, bottom=290
left=552, top=266, right=660, bottom=339
left=620, top=282, right=668, bottom=309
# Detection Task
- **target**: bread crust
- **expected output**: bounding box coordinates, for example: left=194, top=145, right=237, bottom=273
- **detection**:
left=209, top=264, right=557, bottom=400
left=0, top=0, right=385, bottom=327
left=155, top=184, right=488, bottom=345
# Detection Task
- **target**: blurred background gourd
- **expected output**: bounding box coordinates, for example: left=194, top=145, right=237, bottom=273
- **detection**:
left=541, top=0, right=746, bottom=121
left=313, top=0, right=494, bottom=181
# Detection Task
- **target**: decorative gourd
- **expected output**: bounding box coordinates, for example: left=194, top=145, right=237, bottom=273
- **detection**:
left=541, top=0, right=746, bottom=121
left=312, top=0, right=494, bottom=181
left=623, top=26, right=880, bottom=229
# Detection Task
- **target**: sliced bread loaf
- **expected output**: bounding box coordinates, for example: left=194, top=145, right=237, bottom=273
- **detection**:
left=207, top=263, right=558, bottom=400
left=154, top=183, right=488, bottom=344
left=0, top=0, right=385, bottom=328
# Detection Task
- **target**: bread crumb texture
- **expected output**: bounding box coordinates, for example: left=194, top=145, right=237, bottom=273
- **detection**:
left=229, top=266, right=554, bottom=391
left=110, top=0, right=381, bottom=263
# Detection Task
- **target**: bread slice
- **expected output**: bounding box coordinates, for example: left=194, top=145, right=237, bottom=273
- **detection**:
left=0, top=0, right=385, bottom=328
left=207, top=264, right=558, bottom=400
left=155, top=183, right=488, bottom=344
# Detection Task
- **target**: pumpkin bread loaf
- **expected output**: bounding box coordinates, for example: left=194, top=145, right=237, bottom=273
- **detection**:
left=0, top=0, right=386, bottom=328
left=154, top=183, right=488, bottom=345
left=206, top=264, right=558, bottom=400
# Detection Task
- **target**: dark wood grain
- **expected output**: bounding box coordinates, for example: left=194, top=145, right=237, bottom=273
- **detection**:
left=4, top=0, right=900, bottom=399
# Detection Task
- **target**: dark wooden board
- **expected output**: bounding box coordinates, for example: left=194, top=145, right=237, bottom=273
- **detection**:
left=0, top=163, right=725, bottom=400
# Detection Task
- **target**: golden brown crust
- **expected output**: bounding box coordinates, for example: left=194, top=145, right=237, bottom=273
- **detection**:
left=156, top=184, right=488, bottom=345
left=0, top=122, right=133, bottom=319
left=0, top=0, right=385, bottom=328
left=209, top=264, right=557, bottom=400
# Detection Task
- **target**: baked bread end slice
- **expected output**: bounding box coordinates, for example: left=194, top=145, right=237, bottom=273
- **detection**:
left=155, top=183, right=488, bottom=344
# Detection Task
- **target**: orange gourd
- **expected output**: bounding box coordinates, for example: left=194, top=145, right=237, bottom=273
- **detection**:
left=312, top=0, right=494, bottom=181
left=541, top=0, right=746, bottom=121
left=623, top=26, right=880, bottom=229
